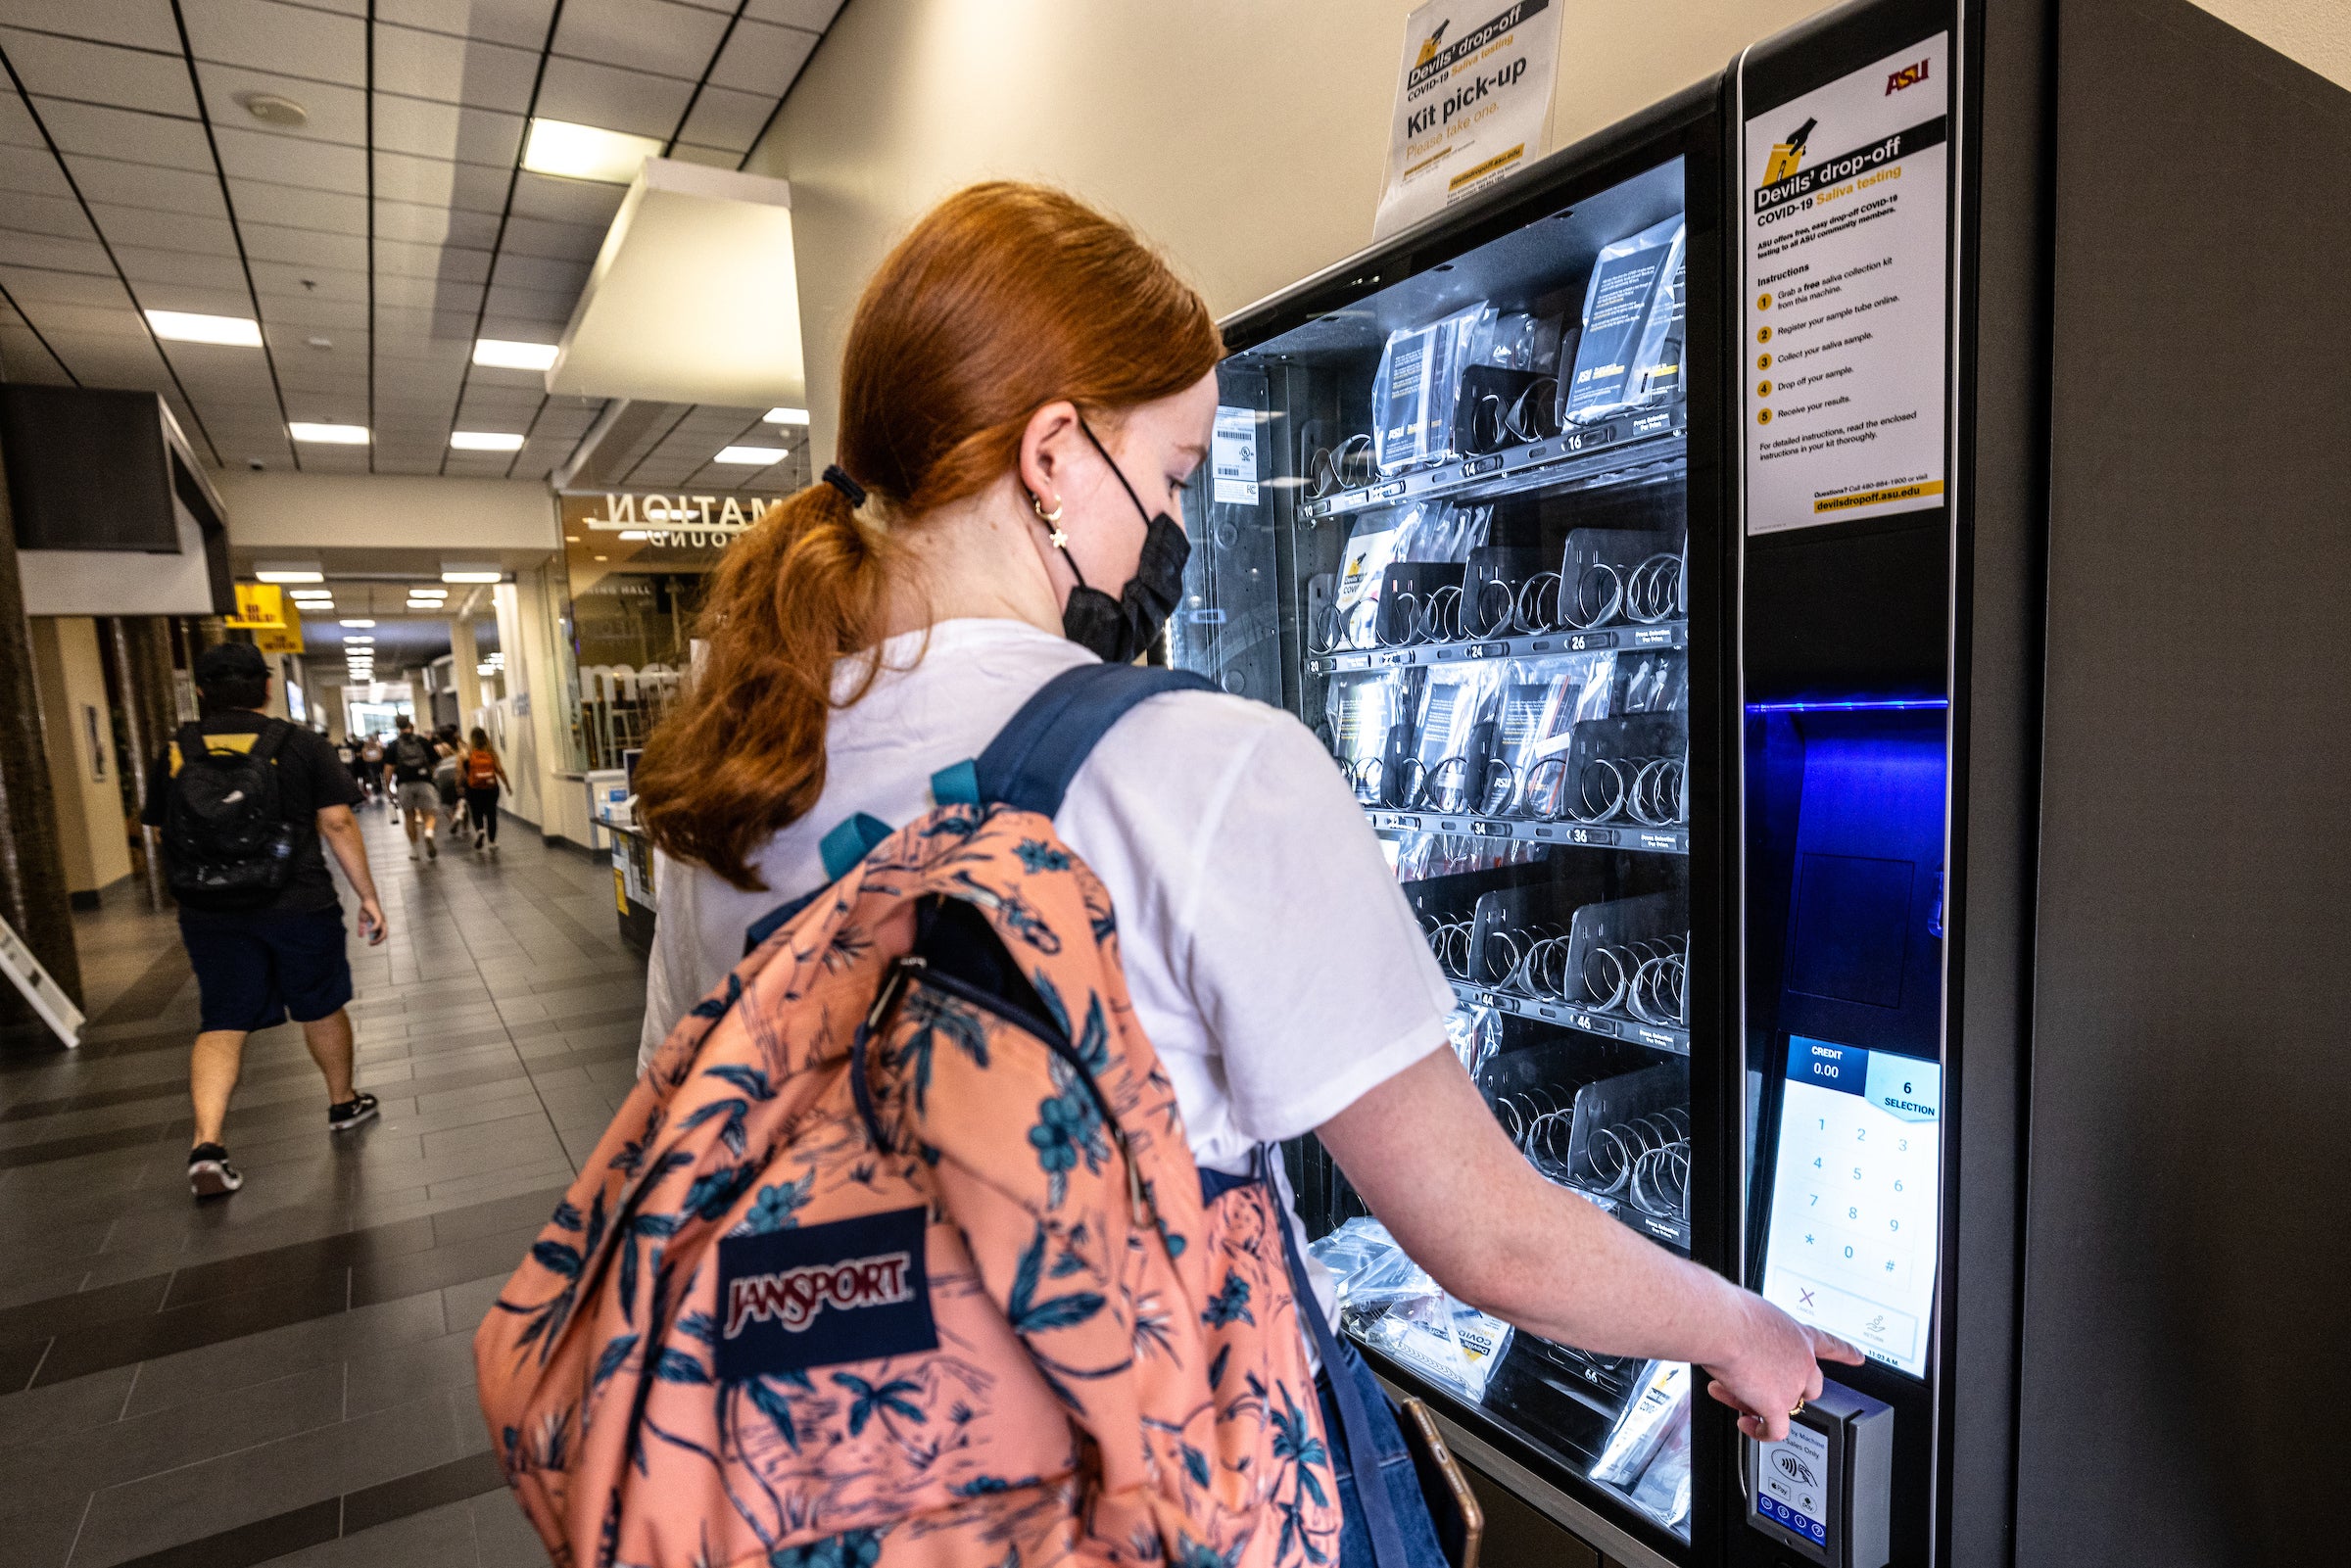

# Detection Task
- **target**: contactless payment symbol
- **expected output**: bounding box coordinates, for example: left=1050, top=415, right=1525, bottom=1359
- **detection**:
left=716, top=1206, right=936, bottom=1380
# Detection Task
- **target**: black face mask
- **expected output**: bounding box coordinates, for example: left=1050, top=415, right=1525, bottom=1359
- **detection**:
left=1050, top=417, right=1192, bottom=664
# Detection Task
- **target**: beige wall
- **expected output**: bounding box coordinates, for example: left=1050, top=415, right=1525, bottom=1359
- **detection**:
left=749, top=0, right=2348, bottom=459
left=28, top=618, right=135, bottom=899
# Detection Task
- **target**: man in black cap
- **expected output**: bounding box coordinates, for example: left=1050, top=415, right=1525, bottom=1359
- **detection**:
left=143, top=641, right=390, bottom=1199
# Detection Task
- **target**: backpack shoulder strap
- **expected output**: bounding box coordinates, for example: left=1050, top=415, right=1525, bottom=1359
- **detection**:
left=970, top=663, right=1218, bottom=818
left=250, top=719, right=293, bottom=765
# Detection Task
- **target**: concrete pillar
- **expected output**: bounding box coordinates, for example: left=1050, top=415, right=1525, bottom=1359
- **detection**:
left=450, top=619, right=482, bottom=731
left=103, top=617, right=178, bottom=913
left=0, top=432, right=85, bottom=1023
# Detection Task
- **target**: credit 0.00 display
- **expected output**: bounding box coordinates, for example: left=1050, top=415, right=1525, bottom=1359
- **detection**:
left=1760, top=1038, right=1941, bottom=1377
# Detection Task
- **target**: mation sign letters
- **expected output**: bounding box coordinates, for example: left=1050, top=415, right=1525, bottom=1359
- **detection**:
left=1743, top=33, right=1951, bottom=535
left=1374, top=0, right=1559, bottom=239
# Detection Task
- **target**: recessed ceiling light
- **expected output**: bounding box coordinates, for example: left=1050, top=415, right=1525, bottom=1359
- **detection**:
left=617, top=530, right=649, bottom=542
left=471, top=339, right=559, bottom=371
left=441, top=570, right=502, bottom=584
left=450, top=431, right=527, bottom=451
left=763, top=407, right=810, bottom=425
left=239, top=92, right=309, bottom=128
left=288, top=422, right=369, bottom=445
left=306, top=335, right=333, bottom=351
left=344, top=636, right=374, bottom=644
left=408, top=585, right=450, bottom=596
left=564, top=535, right=582, bottom=543
left=256, top=564, right=324, bottom=583
left=715, top=445, right=787, bottom=466
left=519, top=118, right=663, bottom=184
left=593, top=554, right=607, bottom=561
left=340, top=619, right=374, bottom=628
left=146, top=309, right=262, bottom=347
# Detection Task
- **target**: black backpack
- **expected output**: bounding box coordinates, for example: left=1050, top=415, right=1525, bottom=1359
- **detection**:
left=165, top=721, right=300, bottom=909
left=391, top=731, right=435, bottom=782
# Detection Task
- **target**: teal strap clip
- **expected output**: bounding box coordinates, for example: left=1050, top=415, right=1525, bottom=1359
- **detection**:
left=930, top=758, right=981, bottom=807
left=818, top=812, right=894, bottom=882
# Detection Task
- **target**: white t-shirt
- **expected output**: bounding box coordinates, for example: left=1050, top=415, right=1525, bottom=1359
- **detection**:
left=637, top=619, right=1454, bottom=1312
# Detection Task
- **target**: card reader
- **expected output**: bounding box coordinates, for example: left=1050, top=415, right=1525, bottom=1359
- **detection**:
left=1743, top=1379, right=1893, bottom=1567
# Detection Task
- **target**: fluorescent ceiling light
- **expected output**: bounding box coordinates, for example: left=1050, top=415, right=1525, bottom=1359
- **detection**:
left=764, top=407, right=810, bottom=425
left=288, top=422, right=369, bottom=445
left=471, top=339, right=559, bottom=371
left=715, top=445, right=787, bottom=466
left=340, top=619, right=375, bottom=628
left=408, top=586, right=450, bottom=597
left=617, top=530, right=649, bottom=542
left=520, top=119, right=662, bottom=184
left=145, top=309, right=263, bottom=347
left=256, top=564, right=323, bottom=584
left=441, top=570, right=502, bottom=584
left=450, top=430, right=527, bottom=451
left=344, top=636, right=374, bottom=644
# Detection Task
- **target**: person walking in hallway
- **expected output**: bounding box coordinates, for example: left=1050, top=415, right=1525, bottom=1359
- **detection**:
left=388, top=715, right=448, bottom=860
left=460, top=726, right=509, bottom=853
left=357, top=732, right=384, bottom=804
left=145, top=641, right=390, bottom=1199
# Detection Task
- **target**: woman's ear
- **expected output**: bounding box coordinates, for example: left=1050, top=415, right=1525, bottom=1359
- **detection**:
left=1018, top=400, right=1081, bottom=513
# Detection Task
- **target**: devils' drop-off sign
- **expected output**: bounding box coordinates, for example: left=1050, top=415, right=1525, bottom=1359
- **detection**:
left=1374, top=0, right=1560, bottom=240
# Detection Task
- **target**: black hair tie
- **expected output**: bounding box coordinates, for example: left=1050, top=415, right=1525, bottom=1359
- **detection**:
left=822, top=464, right=866, bottom=508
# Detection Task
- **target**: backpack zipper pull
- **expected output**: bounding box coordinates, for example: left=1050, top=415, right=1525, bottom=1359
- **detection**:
left=865, top=954, right=927, bottom=1033
left=1122, top=1131, right=1152, bottom=1227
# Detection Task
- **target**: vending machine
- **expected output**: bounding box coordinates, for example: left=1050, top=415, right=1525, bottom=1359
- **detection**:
left=1175, top=0, right=2350, bottom=1564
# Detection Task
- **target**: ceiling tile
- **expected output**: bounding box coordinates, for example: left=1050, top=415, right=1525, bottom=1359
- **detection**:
left=247, top=258, right=363, bottom=300
left=197, top=64, right=368, bottom=147
left=0, top=327, right=78, bottom=383
left=373, top=150, right=509, bottom=213
left=663, top=142, right=734, bottom=169
left=3, top=0, right=184, bottom=54
left=374, top=0, right=554, bottom=51
left=486, top=251, right=584, bottom=294
left=0, top=231, right=114, bottom=273
left=552, top=0, right=726, bottom=82
left=460, top=358, right=546, bottom=388
left=375, top=200, right=500, bottom=250
left=0, top=146, right=75, bottom=200
left=20, top=299, right=152, bottom=337
left=373, top=25, right=539, bottom=113
left=0, top=266, right=131, bottom=308
left=7, top=191, right=101, bottom=243
left=375, top=271, right=479, bottom=310
left=55, top=341, right=175, bottom=389
left=88, top=204, right=238, bottom=257
left=33, top=101, right=214, bottom=171
left=477, top=282, right=573, bottom=322
left=497, top=214, right=602, bottom=262
left=242, top=220, right=367, bottom=270
left=227, top=177, right=365, bottom=232
left=369, top=318, right=469, bottom=354
left=61, top=157, right=226, bottom=218
left=257, top=293, right=368, bottom=328
left=5, top=31, right=200, bottom=117
left=506, top=171, right=623, bottom=227
left=374, top=237, right=492, bottom=284
left=181, top=0, right=365, bottom=85
left=213, top=123, right=367, bottom=191
left=677, top=85, right=771, bottom=154
left=532, top=57, right=694, bottom=141
left=121, top=268, right=252, bottom=308
left=707, top=19, right=814, bottom=95
left=373, top=97, right=522, bottom=167
left=744, top=0, right=839, bottom=30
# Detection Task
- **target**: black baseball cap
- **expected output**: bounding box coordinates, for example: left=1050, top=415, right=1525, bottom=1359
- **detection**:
left=194, top=641, right=268, bottom=684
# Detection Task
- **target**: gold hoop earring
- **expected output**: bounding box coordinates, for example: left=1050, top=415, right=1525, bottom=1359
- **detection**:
left=1031, top=490, right=1064, bottom=527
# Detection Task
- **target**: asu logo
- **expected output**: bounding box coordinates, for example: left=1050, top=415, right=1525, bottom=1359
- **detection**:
left=725, top=1249, right=916, bottom=1336
left=1886, top=58, right=1931, bottom=94
left=1764, top=116, right=1816, bottom=183
left=1414, top=20, right=1452, bottom=68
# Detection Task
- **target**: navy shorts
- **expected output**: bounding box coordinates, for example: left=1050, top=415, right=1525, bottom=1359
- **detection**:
left=179, top=907, right=355, bottom=1033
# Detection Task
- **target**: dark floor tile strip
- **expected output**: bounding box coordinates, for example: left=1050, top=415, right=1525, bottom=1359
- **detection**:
left=104, top=1497, right=343, bottom=1568
left=35, top=1270, right=352, bottom=1386
left=0, top=1271, right=172, bottom=1352
left=0, top=1121, right=168, bottom=1169
left=342, top=1449, right=505, bottom=1534
left=0, top=1077, right=189, bottom=1122
left=91, top=943, right=197, bottom=1028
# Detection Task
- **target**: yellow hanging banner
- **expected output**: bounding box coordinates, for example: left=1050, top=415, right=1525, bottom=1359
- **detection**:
left=226, top=583, right=287, bottom=629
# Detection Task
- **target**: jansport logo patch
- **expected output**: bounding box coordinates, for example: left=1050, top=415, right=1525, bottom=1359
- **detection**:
left=726, top=1250, right=916, bottom=1336
left=715, top=1207, right=936, bottom=1379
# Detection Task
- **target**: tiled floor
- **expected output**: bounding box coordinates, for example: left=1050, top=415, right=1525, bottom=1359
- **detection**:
left=0, top=804, right=647, bottom=1568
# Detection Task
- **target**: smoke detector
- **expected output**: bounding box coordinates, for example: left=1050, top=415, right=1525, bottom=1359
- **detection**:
left=240, top=93, right=309, bottom=129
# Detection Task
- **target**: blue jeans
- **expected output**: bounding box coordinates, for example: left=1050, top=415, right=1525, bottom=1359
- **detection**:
left=1319, top=1341, right=1452, bottom=1568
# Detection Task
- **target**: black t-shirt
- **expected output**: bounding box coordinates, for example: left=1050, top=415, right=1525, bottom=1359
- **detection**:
left=144, top=712, right=364, bottom=917
left=389, top=731, right=439, bottom=782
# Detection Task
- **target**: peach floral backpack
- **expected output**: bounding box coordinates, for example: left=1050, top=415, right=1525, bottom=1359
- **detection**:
left=475, top=666, right=1360, bottom=1568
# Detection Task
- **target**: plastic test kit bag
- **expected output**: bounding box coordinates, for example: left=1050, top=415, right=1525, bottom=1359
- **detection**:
left=1331, top=511, right=1408, bottom=648
left=1562, top=215, right=1688, bottom=424
left=1374, top=304, right=1493, bottom=476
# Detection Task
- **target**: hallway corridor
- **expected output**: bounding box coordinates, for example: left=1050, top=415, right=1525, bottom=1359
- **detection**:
left=0, top=804, right=648, bottom=1568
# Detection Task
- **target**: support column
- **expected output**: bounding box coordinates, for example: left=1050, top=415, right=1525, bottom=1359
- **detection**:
left=450, top=618, right=482, bottom=728
left=104, top=617, right=177, bottom=913
left=0, top=428, right=85, bottom=1023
